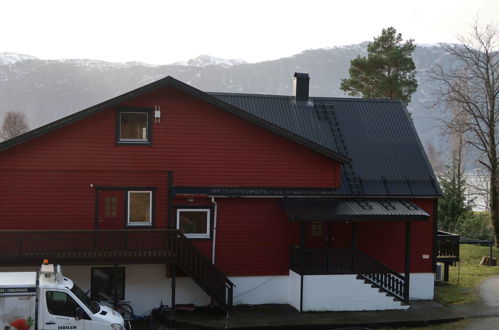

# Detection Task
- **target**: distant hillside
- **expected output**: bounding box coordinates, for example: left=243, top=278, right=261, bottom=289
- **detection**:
left=0, top=44, right=453, bottom=152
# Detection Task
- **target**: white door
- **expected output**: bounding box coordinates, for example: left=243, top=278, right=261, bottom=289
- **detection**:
left=41, top=290, right=86, bottom=330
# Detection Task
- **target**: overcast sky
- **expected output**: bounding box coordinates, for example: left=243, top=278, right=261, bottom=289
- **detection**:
left=1, top=0, right=497, bottom=64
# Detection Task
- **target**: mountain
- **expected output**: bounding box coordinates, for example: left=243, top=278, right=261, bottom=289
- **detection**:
left=0, top=44, right=452, bottom=153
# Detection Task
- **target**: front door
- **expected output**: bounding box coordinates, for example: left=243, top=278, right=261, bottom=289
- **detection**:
left=98, top=190, right=124, bottom=229
left=307, top=221, right=333, bottom=248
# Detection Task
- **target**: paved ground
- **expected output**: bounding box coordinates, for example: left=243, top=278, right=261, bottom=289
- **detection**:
left=478, top=277, right=499, bottom=308
left=131, top=276, right=499, bottom=329
left=457, top=277, right=499, bottom=330
left=149, top=301, right=463, bottom=329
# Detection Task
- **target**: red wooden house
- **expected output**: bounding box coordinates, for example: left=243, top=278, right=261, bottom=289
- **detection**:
left=0, top=73, right=440, bottom=313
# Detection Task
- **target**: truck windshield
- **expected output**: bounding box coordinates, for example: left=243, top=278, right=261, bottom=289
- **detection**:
left=71, top=285, right=100, bottom=314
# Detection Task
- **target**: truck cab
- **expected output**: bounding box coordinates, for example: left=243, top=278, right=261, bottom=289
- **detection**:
left=1, top=263, right=126, bottom=330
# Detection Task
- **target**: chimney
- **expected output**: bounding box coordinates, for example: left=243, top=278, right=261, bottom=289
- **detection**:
left=292, top=72, right=310, bottom=102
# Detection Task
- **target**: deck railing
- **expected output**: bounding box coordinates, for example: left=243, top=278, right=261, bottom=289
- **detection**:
left=0, top=230, right=175, bottom=265
left=290, top=245, right=408, bottom=303
left=290, top=245, right=353, bottom=274
left=436, top=230, right=460, bottom=262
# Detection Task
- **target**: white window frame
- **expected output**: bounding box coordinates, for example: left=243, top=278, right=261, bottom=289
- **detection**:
left=119, top=111, right=149, bottom=142
left=127, top=191, right=152, bottom=226
left=176, top=208, right=211, bottom=239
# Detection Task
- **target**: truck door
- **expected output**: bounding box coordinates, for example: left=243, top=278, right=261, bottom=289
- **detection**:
left=41, top=290, right=86, bottom=330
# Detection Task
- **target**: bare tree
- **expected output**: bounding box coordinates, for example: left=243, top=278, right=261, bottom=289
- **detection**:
left=1, top=111, right=29, bottom=141
left=425, top=142, right=445, bottom=175
left=431, top=22, right=499, bottom=244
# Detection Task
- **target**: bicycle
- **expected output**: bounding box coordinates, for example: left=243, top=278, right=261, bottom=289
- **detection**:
left=97, top=292, right=135, bottom=320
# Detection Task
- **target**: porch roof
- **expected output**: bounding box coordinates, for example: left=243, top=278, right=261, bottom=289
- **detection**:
left=282, top=199, right=429, bottom=222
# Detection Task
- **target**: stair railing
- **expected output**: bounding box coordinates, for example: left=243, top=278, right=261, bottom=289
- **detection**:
left=169, top=230, right=235, bottom=313
left=354, top=249, right=407, bottom=303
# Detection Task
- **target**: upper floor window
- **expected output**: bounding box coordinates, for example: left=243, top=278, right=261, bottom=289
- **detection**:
left=116, top=108, right=152, bottom=144
left=127, top=191, right=152, bottom=226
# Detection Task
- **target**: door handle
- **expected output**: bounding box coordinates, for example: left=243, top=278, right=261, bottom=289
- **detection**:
left=45, top=321, right=56, bottom=325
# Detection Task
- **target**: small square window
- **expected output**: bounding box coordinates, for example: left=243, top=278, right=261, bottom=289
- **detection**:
left=177, top=209, right=210, bottom=239
left=117, top=108, right=152, bottom=144
left=127, top=191, right=152, bottom=226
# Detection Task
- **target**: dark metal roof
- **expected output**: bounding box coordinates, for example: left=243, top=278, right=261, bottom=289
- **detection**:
left=282, top=198, right=429, bottom=222
left=0, top=76, right=349, bottom=164
left=210, top=93, right=441, bottom=197
left=0, top=75, right=440, bottom=197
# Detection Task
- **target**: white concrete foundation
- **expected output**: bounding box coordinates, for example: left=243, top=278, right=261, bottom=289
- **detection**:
left=288, top=271, right=408, bottom=311
left=409, top=273, right=434, bottom=299
left=288, top=270, right=301, bottom=311
left=0, top=265, right=433, bottom=314
left=230, top=276, right=289, bottom=305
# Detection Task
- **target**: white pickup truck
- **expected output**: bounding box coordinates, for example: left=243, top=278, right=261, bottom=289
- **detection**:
left=0, top=262, right=127, bottom=330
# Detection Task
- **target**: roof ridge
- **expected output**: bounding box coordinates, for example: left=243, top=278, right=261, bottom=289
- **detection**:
left=209, top=92, right=404, bottom=104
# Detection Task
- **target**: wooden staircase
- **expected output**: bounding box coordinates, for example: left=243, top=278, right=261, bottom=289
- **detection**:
left=290, top=246, right=409, bottom=305
left=354, top=250, right=409, bottom=304
left=168, top=230, right=235, bottom=313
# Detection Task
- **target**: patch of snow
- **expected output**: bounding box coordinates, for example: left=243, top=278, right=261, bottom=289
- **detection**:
left=174, top=55, right=246, bottom=68
left=124, top=61, right=158, bottom=68
left=59, top=59, right=158, bottom=71
left=0, top=52, right=38, bottom=65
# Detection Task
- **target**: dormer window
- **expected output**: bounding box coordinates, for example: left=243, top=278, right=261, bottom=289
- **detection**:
left=116, top=107, right=152, bottom=144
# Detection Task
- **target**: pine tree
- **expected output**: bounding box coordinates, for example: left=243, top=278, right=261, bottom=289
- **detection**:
left=438, top=162, right=473, bottom=233
left=340, top=27, right=418, bottom=104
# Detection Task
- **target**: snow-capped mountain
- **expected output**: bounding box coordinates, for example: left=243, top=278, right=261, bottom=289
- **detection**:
left=0, top=52, right=38, bottom=65
left=0, top=44, right=453, bottom=155
left=174, top=55, right=246, bottom=68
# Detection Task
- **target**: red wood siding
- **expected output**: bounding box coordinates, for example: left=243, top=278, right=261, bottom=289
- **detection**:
left=357, top=198, right=436, bottom=273
left=0, top=170, right=167, bottom=230
left=0, top=87, right=340, bottom=187
left=214, top=198, right=297, bottom=276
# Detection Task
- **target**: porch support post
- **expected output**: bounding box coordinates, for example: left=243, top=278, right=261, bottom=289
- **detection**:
left=299, top=222, right=306, bottom=273
left=404, top=221, right=411, bottom=304
left=300, top=222, right=306, bottom=249
left=351, top=222, right=358, bottom=273
left=171, top=264, right=176, bottom=309
left=299, top=222, right=306, bottom=312
left=113, top=264, right=119, bottom=308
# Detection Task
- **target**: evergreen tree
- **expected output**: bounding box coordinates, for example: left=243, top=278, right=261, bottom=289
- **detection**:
left=438, top=160, right=473, bottom=233
left=340, top=27, right=418, bottom=104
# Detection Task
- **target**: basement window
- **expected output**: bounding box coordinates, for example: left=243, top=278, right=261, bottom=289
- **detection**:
left=127, top=191, right=153, bottom=226
left=177, top=209, right=211, bottom=239
left=117, top=108, right=152, bottom=144
left=90, top=267, right=125, bottom=301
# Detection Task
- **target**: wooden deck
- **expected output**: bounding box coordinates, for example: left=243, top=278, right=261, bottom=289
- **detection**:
left=0, top=229, right=234, bottom=312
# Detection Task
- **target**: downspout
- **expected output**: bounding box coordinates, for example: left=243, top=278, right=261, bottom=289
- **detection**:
left=211, top=197, right=218, bottom=264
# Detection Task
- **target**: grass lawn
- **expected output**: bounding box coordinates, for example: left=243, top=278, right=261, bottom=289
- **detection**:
left=435, top=243, right=499, bottom=305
